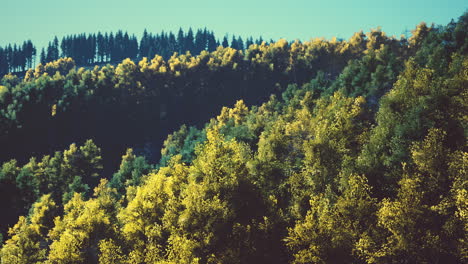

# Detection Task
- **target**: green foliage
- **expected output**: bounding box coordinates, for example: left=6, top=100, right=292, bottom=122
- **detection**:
left=331, top=45, right=403, bottom=105
left=0, top=13, right=467, bottom=264
left=286, top=174, right=377, bottom=264
left=0, top=195, right=56, bottom=264
left=110, top=148, right=152, bottom=195
left=98, top=239, right=125, bottom=264
left=159, top=125, right=207, bottom=167
left=357, top=128, right=467, bottom=263
left=47, top=179, right=119, bottom=263
left=0, top=216, right=47, bottom=264
left=358, top=53, right=467, bottom=195
left=118, top=158, right=189, bottom=263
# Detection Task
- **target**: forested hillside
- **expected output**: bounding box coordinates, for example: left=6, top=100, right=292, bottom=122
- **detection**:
left=0, top=12, right=467, bottom=264
left=0, top=27, right=379, bottom=176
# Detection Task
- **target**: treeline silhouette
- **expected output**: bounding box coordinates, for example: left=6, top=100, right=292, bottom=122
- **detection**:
left=0, top=40, right=36, bottom=74
left=35, top=28, right=265, bottom=67
left=1, top=28, right=266, bottom=77
left=22, top=28, right=264, bottom=68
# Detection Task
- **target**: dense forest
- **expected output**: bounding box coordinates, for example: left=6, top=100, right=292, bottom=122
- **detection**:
left=0, top=11, right=467, bottom=263
left=0, top=28, right=265, bottom=76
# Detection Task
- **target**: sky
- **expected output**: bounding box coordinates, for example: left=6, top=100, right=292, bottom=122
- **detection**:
left=1, top=0, right=466, bottom=50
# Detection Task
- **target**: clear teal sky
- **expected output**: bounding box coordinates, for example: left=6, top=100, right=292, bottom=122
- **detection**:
left=2, top=0, right=466, bottom=50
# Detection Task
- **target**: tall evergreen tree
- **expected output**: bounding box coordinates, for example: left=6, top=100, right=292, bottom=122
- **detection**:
left=222, top=35, right=229, bottom=47
left=40, top=48, right=46, bottom=65
left=177, top=28, right=185, bottom=54
left=186, top=28, right=195, bottom=54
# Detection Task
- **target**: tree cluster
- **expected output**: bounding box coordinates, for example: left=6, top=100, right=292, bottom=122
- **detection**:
left=37, top=28, right=266, bottom=67
left=0, top=40, right=36, bottom=75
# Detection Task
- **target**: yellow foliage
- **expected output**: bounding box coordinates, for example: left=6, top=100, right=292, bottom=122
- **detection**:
left=99, top=239, right=125, bottom=264
left=0, top=85, right=8, bottom=102
left=51, top=104, right=57, bottom=117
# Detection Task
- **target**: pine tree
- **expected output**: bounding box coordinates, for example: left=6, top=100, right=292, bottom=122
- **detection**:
left=177, top=28, right=185, bottom=53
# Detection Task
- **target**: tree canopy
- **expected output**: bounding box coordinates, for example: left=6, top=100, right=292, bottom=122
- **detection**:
left=0, top=11, right=467, bottom=264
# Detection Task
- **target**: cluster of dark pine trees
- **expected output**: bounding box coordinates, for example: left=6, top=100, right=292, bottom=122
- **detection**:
left=40, top=33, right=139, bottom=66
left=0, top=40, right=36, bottom=75
left=0, top=11, right=466, bottom=264
left=38, top=28, right=265, bottom=67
